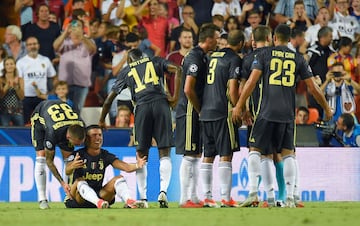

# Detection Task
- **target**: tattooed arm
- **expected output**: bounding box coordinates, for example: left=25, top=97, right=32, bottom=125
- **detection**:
left=45, top=149, right=72, bottom=199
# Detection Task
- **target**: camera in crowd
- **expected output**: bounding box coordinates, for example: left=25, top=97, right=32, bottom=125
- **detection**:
left=314, top=121, right=345, bottom=146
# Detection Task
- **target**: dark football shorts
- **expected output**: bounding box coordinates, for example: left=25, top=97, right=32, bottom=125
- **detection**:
left=133, top=98, right=174, bottom=151
left=249, top=117, right=295, bottom=155
left=202, top=118, right=240, bottom=157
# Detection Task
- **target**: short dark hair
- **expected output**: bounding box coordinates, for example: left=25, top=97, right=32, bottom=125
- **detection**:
left=126, top=32, right=139, bottom=42
left=68, top=124, right=86, bottom=140
left=86, top=124, right=102, bottom=133
left=127, top=48, right=144, bottom=63
left=318, top=26, right=333, bottom=40
left=274, top=24, right=291, bottom=43
left=290, top=28, right=304, bottom=39
left=198, top=23, right=220, bottom=42
left=227, top=30, right=245, bottom=46
left=297, top=106, right=309, bottom=115
left=340, top=113, right=355, bottom=130
left=253, top=25, right=271, bottom=42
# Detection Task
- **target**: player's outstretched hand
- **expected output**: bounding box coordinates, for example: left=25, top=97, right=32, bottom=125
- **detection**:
left=136, top=154, right=147, bottom=169
left=61, top=181, right=73, bottom=200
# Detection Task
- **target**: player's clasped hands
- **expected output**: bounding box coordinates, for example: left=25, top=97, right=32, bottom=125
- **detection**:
left=231, top=106, right=243, bottom=125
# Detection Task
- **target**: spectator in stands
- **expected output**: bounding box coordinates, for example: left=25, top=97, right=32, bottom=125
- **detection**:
left=328, top=0, right=360, bottom=41
left=14, top=0, right=33, bottom=30
left=212, top=14, right=226, bottom=34
left=0, top=57, right=25, bottom=126
left=134, top=26, right=161, bottom=57
left=63, top=8, right=91, bottom=37
left=327, top=37, right=359, bottom=109
left=23, top=3, right=61, bottom=62
left=303, top=7, right=338, bottom=48
left=287, top=0, right=312, bottom=31
left=224, top=15, right=240, bottom=33
left=217, top=33, right=228, bottom=50
left=336, top=112, right=360, bottom=147
left=211, top=0, right=242, bottom=22
left=3, top=25, right=27, bottom=61
left=116, top=0, right=146, bottom=30
left=0, top=45, right=7, bottom=77
left=274, top=0, right=318, bottom=25
left=307, top=26, right=335, bottom=116
left=48, top=11, right=58, bottom=24
left=296, top=106, right=310, bottom=124
left=33, top=80, right=74, bottom=108
left=169, top=4, right=198, bottom=52
left=166, top=28, right=193, bottom=99
left=178, top=0, right=214, bottom=26
left=89, top=18, right=101, bottom=39
left=350, top=0, right=360, bottom=23
left=32, top=0, right=65, bottom=24
left=115, top=105, right=132, bottom=128
left=330, top=36, right=360, bottom=122
left=65, top=0, right=95, bottom=20
left=320, top=62, right=360, bottom=123
left=63, top=0, right=88, bottom=29
left=135, top=0, right=169, bottom=57
left=243, top=10, right=262, bottom=51
left=17, top=36, right=57, bottom=124
left=102, top=0, right=122, bottom=26
left=158, top=2, right=179, bottom=38
left=53, top=20, right=96, bottom=113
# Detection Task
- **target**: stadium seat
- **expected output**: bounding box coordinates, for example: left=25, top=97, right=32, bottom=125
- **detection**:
left=307, top=108, right=320, bottom=124
left=81, top=107, right=110, bottom=126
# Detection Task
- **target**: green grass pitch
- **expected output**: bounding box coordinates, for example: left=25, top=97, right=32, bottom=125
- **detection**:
left=0, top=202, right=359, bottom=226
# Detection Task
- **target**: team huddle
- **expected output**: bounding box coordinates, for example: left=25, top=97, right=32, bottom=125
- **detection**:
left=31, top=23, right=332, bottom=209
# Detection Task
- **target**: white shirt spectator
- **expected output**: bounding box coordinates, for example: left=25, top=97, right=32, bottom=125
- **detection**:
left=305, top=23, right=339, bottom=46
left=17, top=54, right=56, bottom=97
left=101, top=0, right=123, bottom=26
left=330, top=12, right=360, bottom=41
left=211, top=0, right=241, bottom=17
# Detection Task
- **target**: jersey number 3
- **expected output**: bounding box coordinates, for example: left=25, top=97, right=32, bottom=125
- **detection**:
left=128, top=62, right=159, bottom=93
left=207, top=59, right=218, bottom=85
left=269, top=58, right=295, bottom=87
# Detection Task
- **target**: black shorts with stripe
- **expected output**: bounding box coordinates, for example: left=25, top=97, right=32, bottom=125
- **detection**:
left=134, top=98, right=174, bottom=151
left=175, top=109, right=202, bottom=155
left=249, top=117, right=295, bottom=155
left=202, top=118, right=240, bottom=158
left=30, top=113, right=46, bottom=151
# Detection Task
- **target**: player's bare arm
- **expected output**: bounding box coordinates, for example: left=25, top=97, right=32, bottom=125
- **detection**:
left=111, top=155, right=147, bottom=173
left=184, top=76, right=201, bottom=113
left=232, top=69, right=262, bottom=124
left=99, top=91, right=117, bottom=129
left=305, top=77, right=333, bottom=121
left=166, top=64, right=183, bottom=108
left=45, top=149, right=72, bottom=198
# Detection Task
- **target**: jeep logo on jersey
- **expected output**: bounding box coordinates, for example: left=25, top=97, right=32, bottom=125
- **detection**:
left=45, top=141, right=53, bottom=149
left=189, top=64, right=198, bottom=73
